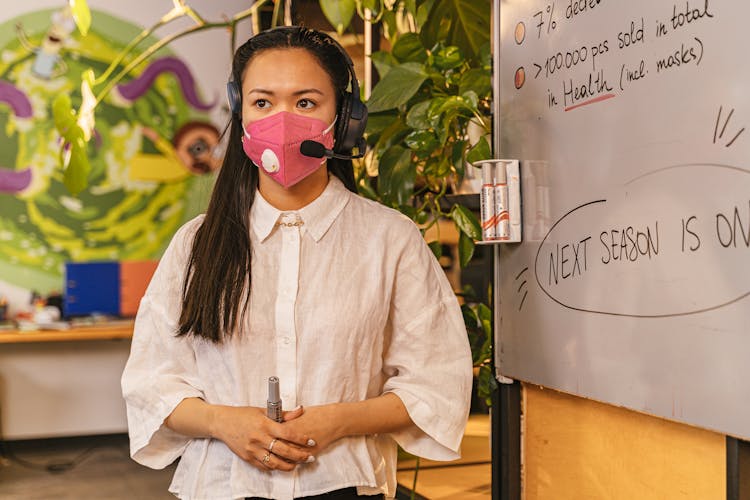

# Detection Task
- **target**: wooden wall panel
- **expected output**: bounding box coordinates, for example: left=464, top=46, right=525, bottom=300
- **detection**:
left=523, top=383, right=725, bottom=500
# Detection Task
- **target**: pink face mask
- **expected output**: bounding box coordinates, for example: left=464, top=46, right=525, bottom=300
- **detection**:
left=242, top=111, right=336, bottom=188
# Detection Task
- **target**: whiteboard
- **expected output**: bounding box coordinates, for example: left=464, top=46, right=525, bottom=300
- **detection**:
left=495, top=0, right=750, bottom=439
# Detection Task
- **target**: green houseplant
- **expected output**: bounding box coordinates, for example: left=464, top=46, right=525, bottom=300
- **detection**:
left=325, top=0, right=496, bottom=406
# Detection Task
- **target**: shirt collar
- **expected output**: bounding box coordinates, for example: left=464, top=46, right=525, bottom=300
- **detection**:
left=251, top=176, right=351, bottom=243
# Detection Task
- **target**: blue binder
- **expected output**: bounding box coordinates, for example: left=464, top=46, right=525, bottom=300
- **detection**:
left=64, top=262, right=120, bottom=317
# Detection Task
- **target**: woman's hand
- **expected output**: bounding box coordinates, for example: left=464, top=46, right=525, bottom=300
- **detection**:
left=280, top=394, right=414, bottom=456
left=279, top=404, right=345, bottom=455
left=210, top=405, right=315, bottom=471
left=165, top=394, right=412, bottom=469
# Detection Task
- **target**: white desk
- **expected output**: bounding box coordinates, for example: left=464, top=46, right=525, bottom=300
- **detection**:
left=0, top=323, right=133, bottom=440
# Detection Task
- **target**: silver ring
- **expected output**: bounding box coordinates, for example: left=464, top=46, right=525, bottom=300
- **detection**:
left=262, top=452, right=271, bottom=464
left=269, top=438, right=277, bottom=452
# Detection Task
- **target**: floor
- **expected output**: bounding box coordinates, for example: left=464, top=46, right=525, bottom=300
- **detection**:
left=0, top=434, right=176, bottom=499
left=396, top=415, right=491, bottom=500
left=0, top=415, right=491, bottom=500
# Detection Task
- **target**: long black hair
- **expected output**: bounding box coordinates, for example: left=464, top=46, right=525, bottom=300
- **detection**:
left=178, top=27, right=358, bottom=342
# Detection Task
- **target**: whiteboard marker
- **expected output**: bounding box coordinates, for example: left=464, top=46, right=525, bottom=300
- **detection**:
left=480, top=163, right=496, bottom=241
left=266, top=376, right=283, bottom=422
left=493, top=162, right=510, bottom=240
left=507, top=160, right=522, bottom=241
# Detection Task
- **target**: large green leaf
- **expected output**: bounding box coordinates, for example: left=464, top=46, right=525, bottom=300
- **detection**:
left=381, top=10, right=399, bottom=40
left=416, top=0, right=435, bottom=27
left=434, top=155, right=451, bottom=176
left=320, top=0, right=356, bottom=34
left=405, top=100, right=432, bottom=129
left=459, top=68, right=492, bottom=99
left=451, top=138, right=468, bottom=179
left=432, top=45, right=463, bottom=70
left=451, top=203, right=481, bottom=240
left=367, top=62, right=427, bottom=113
left=357, top=177, right=379, bottom=200
left=365, top=111, right=399, bottom=137
left=403, top=0, right=418, bottom=17
left=53, top=93, right=91, bottom=194
left=458, top=230, right=475, bottom=267
left=461, top=303, right=479, bottom=330
left=377, top=146, right=415, bottom=206
left=435, top=94, right=476, bottom=116
left=462, top=302, right=489, bottom=365
left=70, top=0, right=92, bottom=36
left=427, top=240, right=443, bottom=259
left=404, top=130, right=439, bottom=158
left=466, top=136, right=491, bottom=165
left=427, top=95, right=475, bottom=143
left=52, top=94, right=80, bottom=142
left=477, top=303, right=492, bottom=340
left=420, top=0, right=491, bottom=60
left=373, top=115, right=410, bottom=154
left=371, top=51, right=399, bottom=79
left=426, top=97, right=447, bottom=127
left=477, top=363, right=497, bottom=405
left=479, top=41, right=492, bottom=70
left=392, top=33, right=427, bottom=63
left=425, top=68, right=447, bottom=90
left=64, top=139, right=91, bottom=196
left=400, top=204, right=418, bottom=220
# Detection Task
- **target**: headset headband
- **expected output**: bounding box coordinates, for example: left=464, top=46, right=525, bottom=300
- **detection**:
left=227, top=27, right=367, bottom=153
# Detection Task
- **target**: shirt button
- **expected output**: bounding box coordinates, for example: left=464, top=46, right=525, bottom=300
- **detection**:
left=282, top=337, right=292, bottom=345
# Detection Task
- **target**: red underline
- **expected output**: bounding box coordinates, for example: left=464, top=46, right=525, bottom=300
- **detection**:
left=564, top=93, right=616, bottom=112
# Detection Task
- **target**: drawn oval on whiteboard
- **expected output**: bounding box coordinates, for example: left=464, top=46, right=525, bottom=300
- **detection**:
left=534, top=163, right=750, bottom=318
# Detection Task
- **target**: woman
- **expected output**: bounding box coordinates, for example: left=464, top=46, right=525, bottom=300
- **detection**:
left=121, top=26, right=472, bottom=500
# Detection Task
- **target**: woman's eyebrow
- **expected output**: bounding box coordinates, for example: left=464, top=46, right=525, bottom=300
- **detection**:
left=292, top=88, right=324, bottom=96
left=247, top=88, right=273, bottom=95
left=247, top=88, right=325, bottom=96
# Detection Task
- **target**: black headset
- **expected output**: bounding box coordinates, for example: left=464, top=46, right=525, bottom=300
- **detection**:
left=226, top=28, right=368, bottom=156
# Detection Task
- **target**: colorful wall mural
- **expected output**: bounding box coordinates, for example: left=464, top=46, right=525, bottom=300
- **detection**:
left=0, top=2, right=243, bottom=315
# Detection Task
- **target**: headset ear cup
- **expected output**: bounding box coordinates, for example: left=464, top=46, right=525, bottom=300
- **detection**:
left=335, top=92, right=368, bottom=153
left=347, top=98, right=368, bottom=150
left=335, top=92, right=353, bottom=153
left=226, top=81, right=241, bottom=115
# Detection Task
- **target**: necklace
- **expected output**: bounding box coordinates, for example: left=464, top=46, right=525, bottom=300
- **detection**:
left=276, top=219, right=304, bottom=227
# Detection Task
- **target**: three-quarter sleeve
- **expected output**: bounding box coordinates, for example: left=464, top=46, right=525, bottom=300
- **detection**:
left=382, top=223, right=473, bottom=461
left=121, top=219, right=205, bottom=469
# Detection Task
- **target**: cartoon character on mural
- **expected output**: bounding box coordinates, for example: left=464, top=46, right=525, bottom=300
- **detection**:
left=16, top=6, right=76, bottom=80
left=0, top=6, right=224, bottom=316
left=130, top=121, right=222, bottom=182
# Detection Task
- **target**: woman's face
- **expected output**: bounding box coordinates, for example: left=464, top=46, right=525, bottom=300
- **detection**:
left=240, top=48, right=337, bottom=128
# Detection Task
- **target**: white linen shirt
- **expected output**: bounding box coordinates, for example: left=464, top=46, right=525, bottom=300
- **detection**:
left=121, top=176, right=473, bottom=500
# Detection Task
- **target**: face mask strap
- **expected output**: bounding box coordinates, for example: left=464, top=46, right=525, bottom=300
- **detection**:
left=323, top=116, right=337, bottom=135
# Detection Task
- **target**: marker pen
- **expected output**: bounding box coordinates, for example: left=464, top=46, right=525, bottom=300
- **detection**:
left=480, top=162, right=496, bottom=241
left=507, top=161, right=522, bottom=241
left=267, top=376, right=283, bottom=422
left=493, top=161, right=510, bottom=240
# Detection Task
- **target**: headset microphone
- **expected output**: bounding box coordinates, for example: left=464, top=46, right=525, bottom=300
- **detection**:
left=300, top=140, right=364, bottom=160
